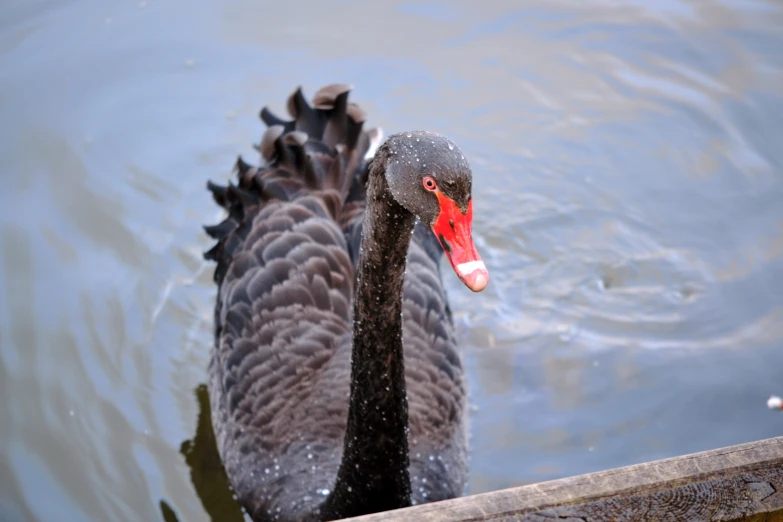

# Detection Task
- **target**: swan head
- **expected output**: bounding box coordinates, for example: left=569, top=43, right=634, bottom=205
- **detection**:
left=382, top=131, right=489, bottom=292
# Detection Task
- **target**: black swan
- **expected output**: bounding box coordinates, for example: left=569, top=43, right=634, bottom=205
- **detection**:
left=204, top=84, right=489, bottom=521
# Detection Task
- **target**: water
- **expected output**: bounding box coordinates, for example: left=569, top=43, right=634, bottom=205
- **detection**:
left=1, top=0, right=782, bottom=520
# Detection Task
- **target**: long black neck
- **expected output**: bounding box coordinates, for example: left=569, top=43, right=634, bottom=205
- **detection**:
left=321, top=161, right=415, bottom=520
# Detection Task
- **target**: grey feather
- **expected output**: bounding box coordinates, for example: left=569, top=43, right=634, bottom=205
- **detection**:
left=204, top=85, right=469, bottom=522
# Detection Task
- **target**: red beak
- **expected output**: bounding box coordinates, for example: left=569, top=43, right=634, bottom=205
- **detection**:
left=430, top=191, right=489, bottom=292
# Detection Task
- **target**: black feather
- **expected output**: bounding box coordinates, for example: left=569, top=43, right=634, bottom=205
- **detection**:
left=202, top=85, right=467, bottom=522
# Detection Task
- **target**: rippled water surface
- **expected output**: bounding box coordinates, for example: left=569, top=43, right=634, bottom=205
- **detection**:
left=2, top=1, right=782, bottom=520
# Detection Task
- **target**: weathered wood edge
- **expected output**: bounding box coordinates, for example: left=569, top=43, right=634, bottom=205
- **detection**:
left=341, top=436, right=783, bottom=522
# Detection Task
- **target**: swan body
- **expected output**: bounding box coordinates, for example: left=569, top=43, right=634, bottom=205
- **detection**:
left=204, top=84, right=488, bottom=521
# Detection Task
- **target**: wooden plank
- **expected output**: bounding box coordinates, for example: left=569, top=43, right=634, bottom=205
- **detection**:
left=341, top=436, right=783, bottom=522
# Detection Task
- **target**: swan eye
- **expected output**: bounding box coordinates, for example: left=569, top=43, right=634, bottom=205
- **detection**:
left=423, top=177, right=437, bottom=191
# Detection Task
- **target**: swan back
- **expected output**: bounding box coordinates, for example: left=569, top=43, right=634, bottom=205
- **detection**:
left=205, top=85, right=468, bottom=521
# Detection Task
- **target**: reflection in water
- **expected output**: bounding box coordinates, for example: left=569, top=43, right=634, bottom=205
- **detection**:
left=180, top=385, right=245, bottom=522
left=159, top=500, right=180, bottom=522
left=161, top=385, right=245, bottom=522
